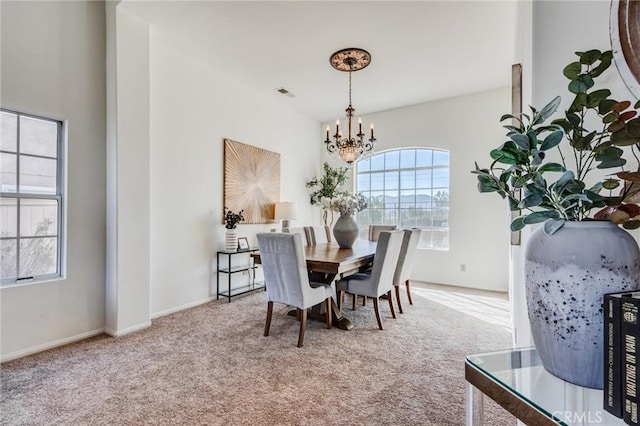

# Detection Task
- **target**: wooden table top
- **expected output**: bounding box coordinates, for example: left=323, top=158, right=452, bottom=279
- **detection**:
left=303, top=240, right=377, bottom=275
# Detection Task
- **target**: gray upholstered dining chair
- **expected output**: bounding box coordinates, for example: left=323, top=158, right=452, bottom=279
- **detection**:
left=283, top=226, right=311, bottom=246
left=308, top=225, right=331, bottom=244
left=336, top=230, right=404, bottom=330
left=256, top=233, right=333, bottom=347
left=393, top=229, right=421, bottom=313
left=368, top=224, right=397, bottom=241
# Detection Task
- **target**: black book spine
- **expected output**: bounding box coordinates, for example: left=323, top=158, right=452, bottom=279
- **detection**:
left=605, top=293, right=624, bottom=418
left=622, top=296, right=640, bottom=426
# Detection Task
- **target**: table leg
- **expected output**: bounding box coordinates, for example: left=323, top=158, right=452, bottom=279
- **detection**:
left=465, top=382, right=484, bottom=426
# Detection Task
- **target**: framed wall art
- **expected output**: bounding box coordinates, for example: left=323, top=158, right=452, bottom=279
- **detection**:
left=223, top=139, right=280, bottom=224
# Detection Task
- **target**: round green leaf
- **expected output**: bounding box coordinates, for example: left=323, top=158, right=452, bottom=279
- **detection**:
left=579, top=49, right=602, bottom=65
left=603, top=178, right=621, bottom=190
left=563, top=62, right=582, bottom=79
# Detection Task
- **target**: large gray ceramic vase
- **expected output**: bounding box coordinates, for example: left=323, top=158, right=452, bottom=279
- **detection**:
left=332, top=214, right=359, bottom=248
left=525, top=221, right=640, bottom=389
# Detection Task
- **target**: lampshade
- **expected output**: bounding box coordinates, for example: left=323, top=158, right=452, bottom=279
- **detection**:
left=274, top=202, right=298, bottom=220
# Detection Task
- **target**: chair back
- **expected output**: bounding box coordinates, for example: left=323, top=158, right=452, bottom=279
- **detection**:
left=368, top=224, right=397, bottom=241
left=368, top=230, right=404, bottom=295
left=309, top=225, right=331, bottom=245
left=283, top=226, right=311, bottom=246
left=257, top=233, right=313, bottom=308
left=393, top=229, right=422, bottom=286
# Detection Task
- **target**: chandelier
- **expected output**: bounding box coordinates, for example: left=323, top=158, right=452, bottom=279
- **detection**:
left=324, top=48, right=376, bottom=165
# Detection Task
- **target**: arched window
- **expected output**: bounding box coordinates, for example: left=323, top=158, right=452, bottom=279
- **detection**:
left=355, top=148, right=449, bottom=250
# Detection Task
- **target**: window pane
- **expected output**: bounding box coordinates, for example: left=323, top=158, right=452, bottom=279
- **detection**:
left=400, top=149, right=415, bottom=168
left=385, top=151, right=399, bottom=169
left=383, top=209, right=397, bottom=223
left=433, top=167, right=449, bottom=188
left=417, top=189, right=433, bottom=209
left=1, top=152, right=17, bottom=192
left=416, top=169, right=431, bottom=188
left=370, top=191, right=384, bottom=207
left=1, top=239, right=17, bottom=280
left=20, top=116, right=58, bottom=158
left=368, top=208, right=383, bottom=225
left=358, top=157, right=371, bottom=172
left=400, top=190, right=415, bottom=208
left=434, top=150, right=449, bottom=166
left=384, top=171, right=398, bottom=190
left=370, top=153, right=384, bottom=171
left=370, top=172, right=384, bottom=191
left=20, top=199, right=58, bottom=237
left=384, top=191, right=399, bottom=209
left=357, top=173, right=370, bottom=191
left=400, top=170, right=415, bottom=189
left=1, top=111, right=17, bottom=152
left=19, top=155, right=57, bottom=194
left=19, top=237, right=57, bottom=276
left=0, top=198, right=17, bottom=237
left=417, top=149, right=432, bottom=167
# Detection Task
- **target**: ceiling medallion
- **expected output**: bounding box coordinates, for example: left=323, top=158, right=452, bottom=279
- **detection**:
left=324, top=48, right=376, bottom=165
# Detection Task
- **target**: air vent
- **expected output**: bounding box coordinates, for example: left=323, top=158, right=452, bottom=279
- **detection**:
left=275, top=87, right=295, bottom=98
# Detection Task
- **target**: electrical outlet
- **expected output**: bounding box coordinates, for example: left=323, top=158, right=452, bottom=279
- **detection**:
left=460, top=264, right=466, bottom=272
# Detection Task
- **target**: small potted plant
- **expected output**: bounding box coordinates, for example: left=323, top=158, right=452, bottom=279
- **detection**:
left=223, top=207, right=244, bottom=251
left=471, top=49, right=640, bottom=389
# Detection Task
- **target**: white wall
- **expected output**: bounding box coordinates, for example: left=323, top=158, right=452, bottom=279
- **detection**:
left=0, top=1, right=106, bottom=360
left=148, top=35, right=321, bottom=316
left=324, top=88, right=512, bottom=292
left=104, top=3, right=152, bottom=336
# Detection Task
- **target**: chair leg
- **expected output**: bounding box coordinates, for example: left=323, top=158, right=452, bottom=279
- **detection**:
left=264, top=301, right=273, bottom=337
left=362, top=295, right=367, bottom=306
left=296, top=308, right=301, bottom=321
left=373, top=298, right=383, bottom=330
left=326, top=298, right=332, bottom=329
left=387, top=290, right=396, bottom=319
left=297, top=308, right=307, bottom=347
left=395, top=285, right=403, bottom=314
left=338, top=290, right=345, bottom=312
left=406, top=279, right=413, bottom=305
left=352, top=293, right=358, bottom=311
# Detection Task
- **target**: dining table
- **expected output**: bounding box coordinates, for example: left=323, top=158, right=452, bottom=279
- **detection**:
left=252, top=239, right=378, bottom=330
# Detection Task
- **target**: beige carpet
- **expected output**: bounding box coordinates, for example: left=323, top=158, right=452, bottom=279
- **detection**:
left=1, top=282, right=515, bottom=425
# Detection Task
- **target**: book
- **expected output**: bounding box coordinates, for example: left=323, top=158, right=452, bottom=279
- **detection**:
left=605, top=292, right=627, bottom=418
left=622, top=293, right=640, bottom=425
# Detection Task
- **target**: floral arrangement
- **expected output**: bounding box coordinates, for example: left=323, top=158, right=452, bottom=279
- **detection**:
left=223, top=207, right=244, bottom=229
left=324, top=192, right=368, bottom=216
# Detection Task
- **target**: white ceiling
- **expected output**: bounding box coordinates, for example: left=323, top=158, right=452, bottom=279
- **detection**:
left=120, top=1, right=519, bottom=122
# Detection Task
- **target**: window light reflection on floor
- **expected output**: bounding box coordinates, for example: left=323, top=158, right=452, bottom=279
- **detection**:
left=411, top=284, right=511, bottom=332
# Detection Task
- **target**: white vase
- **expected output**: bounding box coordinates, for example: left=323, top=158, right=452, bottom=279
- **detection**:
left=332, top=214, right=359, bottom=248
left=525, top=221, right=640, bottom=389
left=225, top=229, right=238, bottom=251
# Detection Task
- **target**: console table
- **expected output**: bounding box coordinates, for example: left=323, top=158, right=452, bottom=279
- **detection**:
left=216, top=248, right=264, bottom=302
left=465, top=347, right=623, bottom=425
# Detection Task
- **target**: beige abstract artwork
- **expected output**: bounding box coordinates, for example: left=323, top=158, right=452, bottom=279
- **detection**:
left=223, top=139, right=280, bottom=224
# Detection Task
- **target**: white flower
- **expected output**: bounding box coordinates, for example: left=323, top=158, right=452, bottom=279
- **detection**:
left=325, top=192, right=368, bottom=216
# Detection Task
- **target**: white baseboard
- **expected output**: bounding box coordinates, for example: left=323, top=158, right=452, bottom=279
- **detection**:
left=1, top=328, right=105, bottom=363
left=150, top=296, right=216, bottom=320
left=104, top=320, right=152, bottom=337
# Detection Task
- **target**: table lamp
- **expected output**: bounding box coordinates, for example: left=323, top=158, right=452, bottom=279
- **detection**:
left=274, top=202, right=298, bottom=230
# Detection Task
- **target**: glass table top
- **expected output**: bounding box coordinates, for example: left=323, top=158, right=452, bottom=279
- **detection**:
left=466, top=347, right=622, bottom=425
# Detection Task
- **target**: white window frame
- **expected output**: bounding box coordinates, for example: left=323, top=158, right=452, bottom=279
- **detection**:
left=355, top=147, right=450, bottom=250
left=1, top=109, right=65, bottom=286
